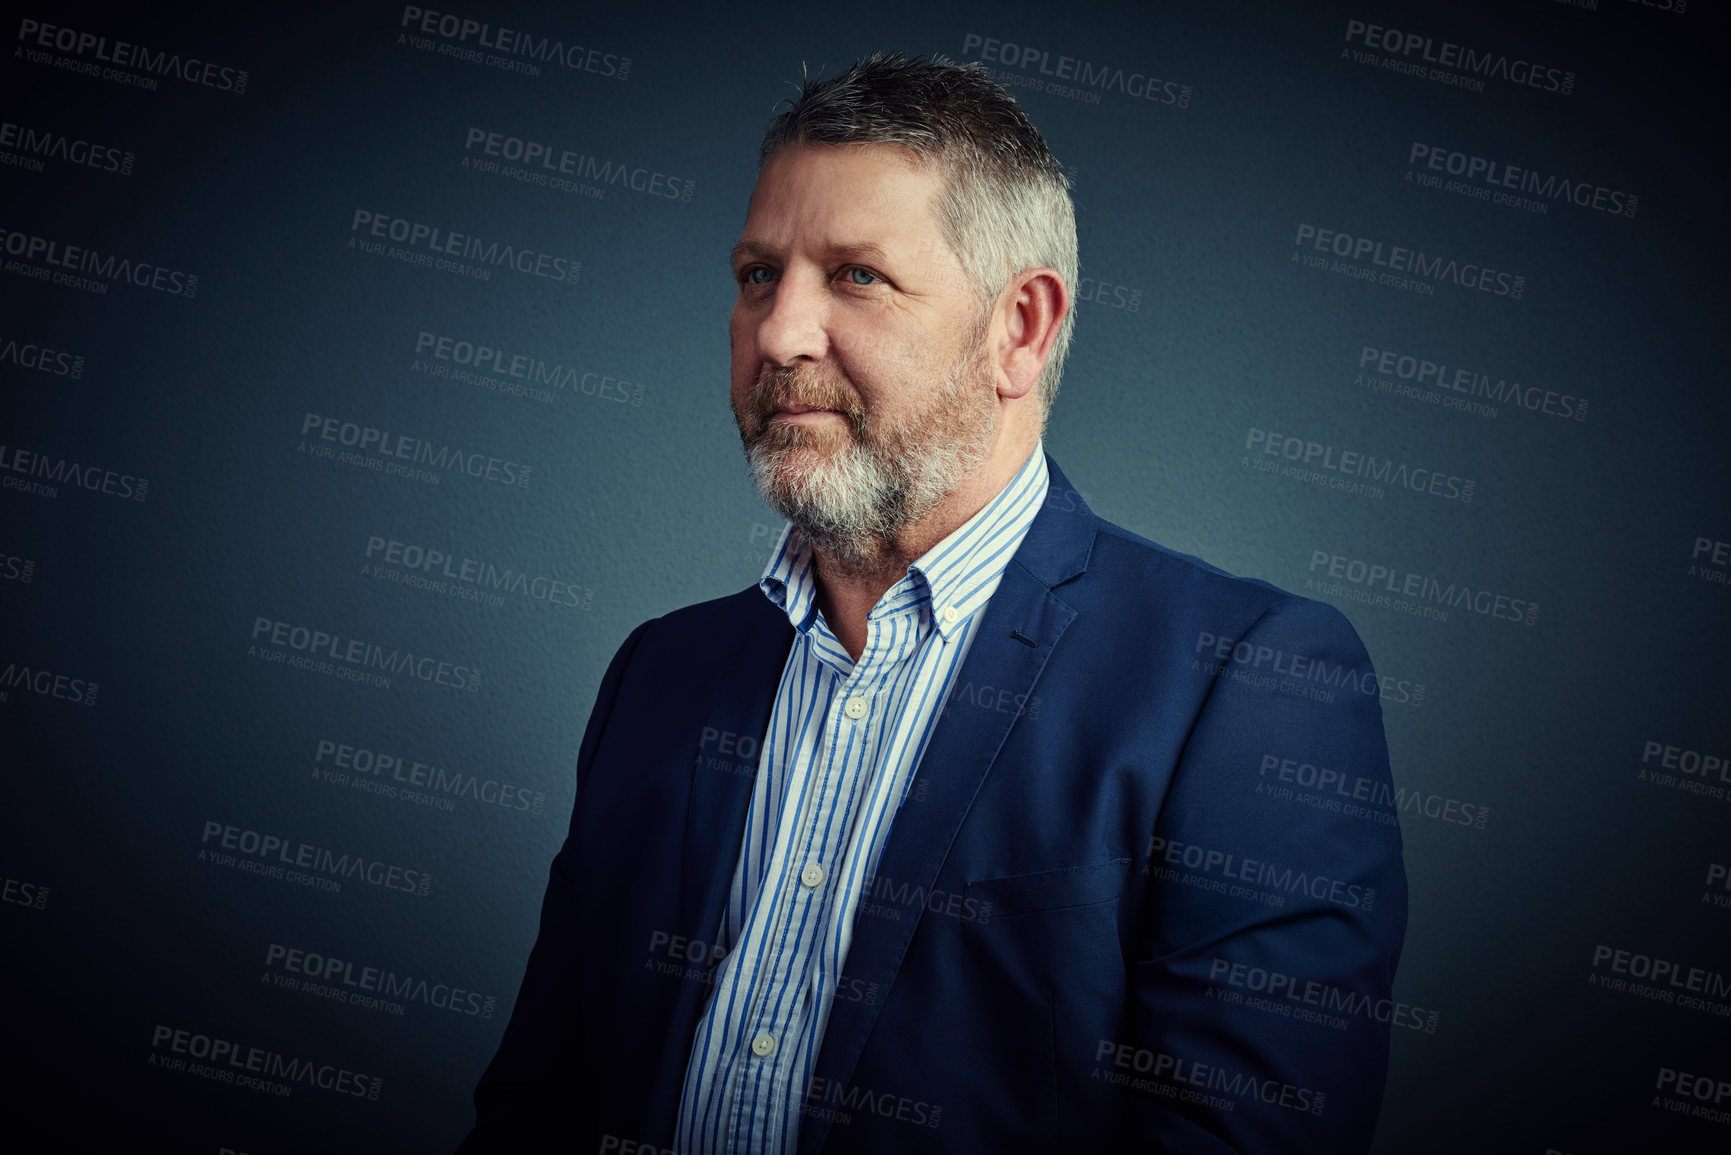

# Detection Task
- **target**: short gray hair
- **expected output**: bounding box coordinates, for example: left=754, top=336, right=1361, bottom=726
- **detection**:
left=758, top=53, right=1079, bottom=417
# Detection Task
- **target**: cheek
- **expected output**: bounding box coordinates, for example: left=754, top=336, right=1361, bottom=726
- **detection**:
left=730, top=315, right=757, bottom=372
left=729, top=376, right=755, bottom=425
left=840, top=326, right=920, bottom=378
left=833, top=340, right=912, bottom=409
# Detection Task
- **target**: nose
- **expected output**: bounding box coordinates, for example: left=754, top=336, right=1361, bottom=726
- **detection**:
left=750, top=270, right=830, bottom=368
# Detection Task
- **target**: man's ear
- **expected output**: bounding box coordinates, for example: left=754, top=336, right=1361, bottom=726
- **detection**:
left=990, top=268, right=1069, bottom=400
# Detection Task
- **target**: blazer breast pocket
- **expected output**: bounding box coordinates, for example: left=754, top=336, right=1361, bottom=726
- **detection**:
left=964, top=857, right=1131, bottom=924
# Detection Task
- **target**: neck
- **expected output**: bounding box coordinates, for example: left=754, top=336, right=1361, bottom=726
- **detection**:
left=810, top=434, right=1037, bottom=661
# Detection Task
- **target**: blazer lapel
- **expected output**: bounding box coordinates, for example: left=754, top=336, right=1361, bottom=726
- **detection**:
left=640, top=597, right=795, bottom=1133
left=797, top=454, right=1095, bottom=1155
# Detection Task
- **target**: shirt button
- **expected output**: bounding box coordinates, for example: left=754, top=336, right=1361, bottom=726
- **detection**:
left=942, top=606, right=959, bottom=625
left=751, top=1032, right=776, bottom=1057
left=844, top=695, right=869, bottom=720
left=801, top=862, right=825, bottom=888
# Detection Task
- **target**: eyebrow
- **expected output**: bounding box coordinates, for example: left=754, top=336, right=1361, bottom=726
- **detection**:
left=728, top=239, right=893, bottom=269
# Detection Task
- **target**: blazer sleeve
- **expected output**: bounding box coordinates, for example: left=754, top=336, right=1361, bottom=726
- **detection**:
left=1123, top=597, right=1408, bottom=1153
left=455, top=620, right=651, bottom=1154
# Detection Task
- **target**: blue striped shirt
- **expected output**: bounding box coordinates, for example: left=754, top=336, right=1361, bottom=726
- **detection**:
left=672, top=444, right=1050, bottom=1154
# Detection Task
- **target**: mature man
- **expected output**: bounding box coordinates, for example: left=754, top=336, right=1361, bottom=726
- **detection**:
left=459, top=54, right=1406, bottom=1154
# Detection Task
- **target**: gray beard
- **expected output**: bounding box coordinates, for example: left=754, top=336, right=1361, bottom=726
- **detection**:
left=740, top=344, right=998, bottom=575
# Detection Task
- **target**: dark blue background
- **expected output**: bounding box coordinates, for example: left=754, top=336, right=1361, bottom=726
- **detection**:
left=3, top=1, right=1726, bottom=1151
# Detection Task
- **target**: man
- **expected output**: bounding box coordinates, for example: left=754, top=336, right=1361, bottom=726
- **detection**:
left=459, top=54, right=1406, bottom=1154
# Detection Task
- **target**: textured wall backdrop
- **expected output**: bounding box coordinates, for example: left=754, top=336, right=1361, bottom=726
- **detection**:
left=2, top=1, right=1726, bottom=1152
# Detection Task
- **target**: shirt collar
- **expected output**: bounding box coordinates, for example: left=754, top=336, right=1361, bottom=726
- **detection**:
left=759, top=442, right=1050, bottom=641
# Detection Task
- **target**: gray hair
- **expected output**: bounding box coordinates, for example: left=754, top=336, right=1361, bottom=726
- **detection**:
left=758, top=53, right=1079, bottom=417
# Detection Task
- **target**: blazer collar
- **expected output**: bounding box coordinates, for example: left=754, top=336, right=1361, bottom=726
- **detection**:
left=1011, top=452, right=1095, bottom=591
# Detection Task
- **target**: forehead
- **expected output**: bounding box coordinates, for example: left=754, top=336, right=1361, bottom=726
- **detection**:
left=738, top=142, right=949, bottom=256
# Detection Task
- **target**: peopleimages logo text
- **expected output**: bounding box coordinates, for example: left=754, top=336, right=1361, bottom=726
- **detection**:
left=0, top=228, right=197, bottom=296
left=1192, top=630, right=1420, bottom=706
left=1245, top=428, right=1475, bottom=502
left=1591, top=944, right=1731, bottom=1000
left=349, top=211, right=578, bottom=284
left=1343, top=19, right=1574, bottom=94
left=201, top=820, right=432, bottom=897
left=413, top=331, right=644, bottom=404
left=301, top=413, right=531, bottom=487
left=265, top=943, right=496, bottom=1018
left=464, top=129, right=691, bottom=201
left=1096, top=1040, right=1326, bottom=1115
left=365, top=536, right=589, bottom=609
left=1148, top=836, right=1376, bottom=910
left=399, top=6, right=629, bottom=78
left=315, top=737, right=547, bottom=814
left=149, top=1025, right=379, bottom=1099
left=1307, top=552, right=1538, bottom=626
left=0, top=443, right=148, bottom=501
left=0, top=660, right=98, bottom=705
left=250, top=617, right=481, bottom=691
left=16, top=19, right=249, bottom=93
left=0, top=120, right=134, bottom=174
left=1208, top=957, right=1439, bottom=1032
left=1407, top=143, right=1635, bottom=218
left=0, top=334, right=86, bottom=377
left=961, top=32, right=1190, bottom=106
left=1295, top=224, right=1523, bottom=297
left=1359, top=346, right=1586, bottom=422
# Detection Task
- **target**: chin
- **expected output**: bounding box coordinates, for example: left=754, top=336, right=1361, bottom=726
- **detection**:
left=755, top=418, right=853, bottom=457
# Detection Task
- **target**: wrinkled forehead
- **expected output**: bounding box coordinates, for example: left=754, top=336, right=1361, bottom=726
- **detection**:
left=738, top=142, right=955, bottom=257
left=740, top=140, right=955, bottom=238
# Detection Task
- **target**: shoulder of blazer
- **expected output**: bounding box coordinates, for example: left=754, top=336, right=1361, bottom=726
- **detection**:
left=1036, top=454, right=1311, bottom=625
left=611, top=586, right=796, bottom=700
left=635, top=584, right=791, bottom=647
left=1090, top=518, right=1298, bottom=603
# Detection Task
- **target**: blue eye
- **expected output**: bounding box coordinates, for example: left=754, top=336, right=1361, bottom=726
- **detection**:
left=845, top=267, right=879, bottom=285
left=743, top=266, right=774, bottom=285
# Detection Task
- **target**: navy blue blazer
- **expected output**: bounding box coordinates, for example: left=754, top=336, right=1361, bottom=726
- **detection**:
left=459, top=455, right=1407, bottom=1154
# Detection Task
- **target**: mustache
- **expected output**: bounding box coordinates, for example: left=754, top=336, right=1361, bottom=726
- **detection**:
left=748, top=365, right=867, bottom=429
